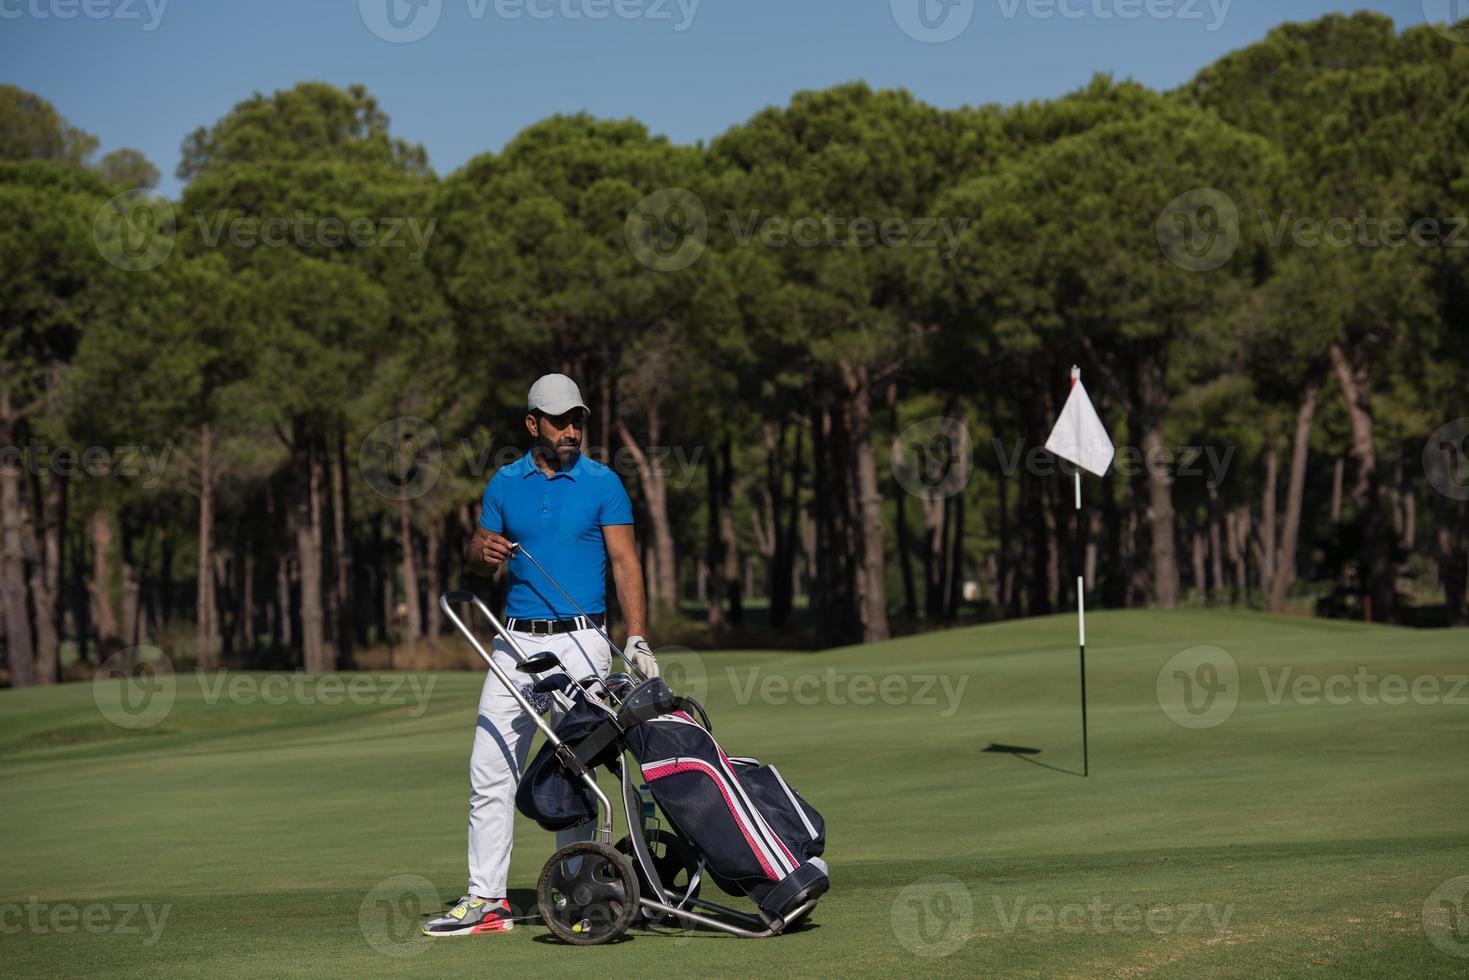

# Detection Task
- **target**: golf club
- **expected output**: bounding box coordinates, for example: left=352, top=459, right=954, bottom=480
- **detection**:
left=508, top=542, right=650, bottom=682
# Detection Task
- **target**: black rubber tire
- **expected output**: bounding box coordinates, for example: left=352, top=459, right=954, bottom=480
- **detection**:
left=614, top=830, right=702, bottom=924
left=537, top=841, right=640, bottom=945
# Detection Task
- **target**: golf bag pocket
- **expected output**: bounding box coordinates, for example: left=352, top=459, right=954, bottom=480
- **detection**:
left=515, top=694, right=621, bottom=832
left=728, top=761, right=825, bottom=858
left=624, top=692, right=828, bottom=920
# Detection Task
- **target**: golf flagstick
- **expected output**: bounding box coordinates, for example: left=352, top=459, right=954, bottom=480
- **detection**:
left=1075, top=465, right=1087, bottom=777
left=1044, top=365, right=1114, bottom=777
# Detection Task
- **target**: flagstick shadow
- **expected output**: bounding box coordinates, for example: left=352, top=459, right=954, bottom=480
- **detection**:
left=981, top=743, right=1086, bottom=778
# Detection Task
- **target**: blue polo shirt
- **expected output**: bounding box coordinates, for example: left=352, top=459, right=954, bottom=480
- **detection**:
left=478, top=452, right=634, bottom=619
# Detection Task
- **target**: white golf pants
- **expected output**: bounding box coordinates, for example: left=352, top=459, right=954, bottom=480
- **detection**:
left=467, top=626, right=612, bottom=898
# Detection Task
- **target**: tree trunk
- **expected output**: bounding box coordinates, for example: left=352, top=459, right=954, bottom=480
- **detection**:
left=88, top=508, right=121, bottom=662
left=425, top=516, right=443, bottom=638
left=1329, top=343, right=1394, bottom=622
left=1253, top=437, right=1279, bottom=603
left=398, top=496, right=422, bottom=641
left=705, top=438, right=724, bottom=630
left=26, top=468, right=65, bottom=685
left=720, top=446, right=742, bottom=626
left=1330, top=456, right=1344, bottom=523
left=196, top=423, right=219, bottom=669
left=331, top=431, right=354, bottom=668
left=1268, top=383, right=1318, bottom=613
left=1134, top=362, right=1181, bottom=605
left=120, top=548, right=141, bottom=649
left=0, top=388, right=35, bottom=686
left=617, top=411, right=677, bottom=619
left=838, top=361, right=890, bottom=643
left=1224, top=507, right=1245, bottom=603
left=1191, top=531, right=1207, bottom=601
left=1438, top=513, right=1468, bottom=626
left=1207, top=488, right=1225, bottom=606
left=1102, top=470, right=1124, bottom=611
left=763, top=424, right=798, bottom=630
left=241, top=550, right=255, bottom=660
left=946, top=476, right=966, bottom=620
left=293, top=421, right=327, bottom=671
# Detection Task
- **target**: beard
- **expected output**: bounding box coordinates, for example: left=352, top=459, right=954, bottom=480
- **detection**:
left=536, top=432, right=580, bottom=465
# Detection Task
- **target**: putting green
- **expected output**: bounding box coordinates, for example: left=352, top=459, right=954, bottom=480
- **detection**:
left=2, top=609, right=1466, bottom=977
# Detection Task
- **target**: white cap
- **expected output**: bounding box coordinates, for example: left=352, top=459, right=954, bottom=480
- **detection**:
left=526, top=374, right=590, bottom=416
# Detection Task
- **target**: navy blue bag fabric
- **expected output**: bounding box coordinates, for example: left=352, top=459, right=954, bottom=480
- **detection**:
left=619, top=679, right=829, bottom=920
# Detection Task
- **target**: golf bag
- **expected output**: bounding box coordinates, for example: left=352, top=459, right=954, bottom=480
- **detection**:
left=616, top=680, right=829, bottom=922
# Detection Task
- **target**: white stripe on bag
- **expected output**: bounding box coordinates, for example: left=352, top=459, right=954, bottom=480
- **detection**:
left=769, top=766, right=819, bottom=840
left=643, top=755, right=790, bottom=877
left=654, top=715, right=800, bottom=875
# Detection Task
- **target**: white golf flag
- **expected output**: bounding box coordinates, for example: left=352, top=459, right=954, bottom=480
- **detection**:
left=1045, top=376, right=1114, bottom=477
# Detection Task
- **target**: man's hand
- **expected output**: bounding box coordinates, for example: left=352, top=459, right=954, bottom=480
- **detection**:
left=481, top=531, right=516, bottom=566
left=625, top=635, right=659, bottom=679
left=466, top=527, right=516, bottom=576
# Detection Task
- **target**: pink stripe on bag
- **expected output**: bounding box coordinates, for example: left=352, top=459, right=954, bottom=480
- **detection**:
left=642, top=759, right=781, bottom=880
left=715, top=745, right=800, bottom=868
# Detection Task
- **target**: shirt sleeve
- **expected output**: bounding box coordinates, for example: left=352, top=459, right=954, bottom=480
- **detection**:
left=478, top=474, right=504, bottom=533
left=600, top=472, right=634, bottom=527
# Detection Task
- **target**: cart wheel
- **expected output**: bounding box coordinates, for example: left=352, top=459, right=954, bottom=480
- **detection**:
left=537, top=841, right=640, bottom=945
left=615, top=830, right=701, bottom=923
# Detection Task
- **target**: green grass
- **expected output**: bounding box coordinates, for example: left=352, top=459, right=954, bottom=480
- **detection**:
left=2, top=610, right=1466, bottom=978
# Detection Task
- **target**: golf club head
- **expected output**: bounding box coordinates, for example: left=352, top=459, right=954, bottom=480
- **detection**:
left=532, top=673, right=575, bottom=695
left=604, top=672, right=636, bottom=700
left=516, top=651, right=563, bottom=674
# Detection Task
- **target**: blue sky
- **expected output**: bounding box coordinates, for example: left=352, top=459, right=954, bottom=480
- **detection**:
left=0, top=0, right=1437, bottom=197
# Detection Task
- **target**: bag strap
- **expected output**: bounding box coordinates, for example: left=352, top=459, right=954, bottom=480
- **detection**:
left=571, top=719, right=624, bottom=769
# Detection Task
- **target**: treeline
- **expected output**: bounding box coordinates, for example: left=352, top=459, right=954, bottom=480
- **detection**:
left=1, top=12, right=1466, bottom=686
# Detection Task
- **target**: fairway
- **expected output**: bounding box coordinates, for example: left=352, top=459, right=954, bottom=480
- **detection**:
left=2, top=609, right=1466, bottom=978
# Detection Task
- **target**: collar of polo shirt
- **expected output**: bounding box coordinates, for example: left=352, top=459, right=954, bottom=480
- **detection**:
left=522, top=450, right=585, bottom=480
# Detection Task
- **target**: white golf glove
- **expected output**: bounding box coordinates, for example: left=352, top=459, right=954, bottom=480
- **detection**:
left=625, top=635, right=660, bottom=679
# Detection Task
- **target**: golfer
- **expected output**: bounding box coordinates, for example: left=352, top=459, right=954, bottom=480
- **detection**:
left=423, top=373, right=659, bottom=937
